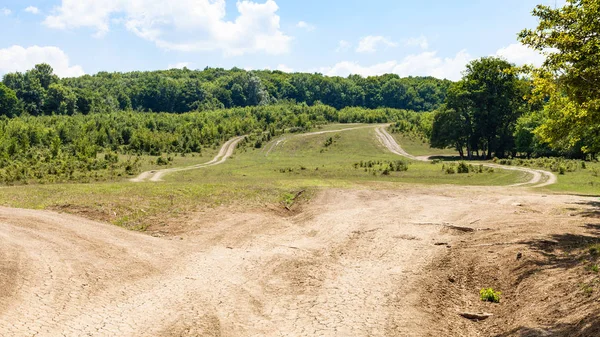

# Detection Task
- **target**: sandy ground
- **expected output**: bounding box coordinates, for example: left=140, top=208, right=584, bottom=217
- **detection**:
left=1, top=186, right=598, bottom=336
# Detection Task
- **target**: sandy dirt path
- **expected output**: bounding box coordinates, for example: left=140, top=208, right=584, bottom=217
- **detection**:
left=375, top=126, right=557, bottom=188
left=1, top=187, right=593, bottom=336
left=131, top=136, right=246, bottom=182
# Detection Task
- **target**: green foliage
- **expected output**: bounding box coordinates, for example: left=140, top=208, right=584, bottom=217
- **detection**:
left=457, top=162, right=470, bottom=174
left=2, top=65, right=451, bottom=116
left=431, top=57, right=528, bottom=159
left=354, top=160, right=409, bottom=176
left=0, top=83, right=19, bottom=117
left=156, top=157, right=169, bottom=166
left=519, top=0, right=600, bottom=155
left=0, top=104, right=420, bottom=184
left=495, top=157, right=586, bottom=174
left=480, top=288, right=501, bottom=303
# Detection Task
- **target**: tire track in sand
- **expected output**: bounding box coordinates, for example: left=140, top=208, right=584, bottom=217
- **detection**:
left=375, top=126, right=557, bottom=188
left=131, top=136, right=246, bottom=182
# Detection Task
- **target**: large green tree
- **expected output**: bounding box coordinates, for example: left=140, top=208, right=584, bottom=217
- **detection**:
left=431, top=57, right=526, bottom=158
left=0, top=83, right=19, bottom=117
left=519, top=0, right=600, bottom=155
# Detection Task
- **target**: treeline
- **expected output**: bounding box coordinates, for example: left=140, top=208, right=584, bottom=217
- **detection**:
left=429, top=57, right=586, bottom=159
left=430, top=0, right=600, bottom=160
left=0, top=104, right=421, bottom=184
left=0, top=65, right=451, bottom=117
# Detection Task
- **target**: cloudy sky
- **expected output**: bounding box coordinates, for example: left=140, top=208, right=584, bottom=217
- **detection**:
left=0, top=0, right=559, bottom=80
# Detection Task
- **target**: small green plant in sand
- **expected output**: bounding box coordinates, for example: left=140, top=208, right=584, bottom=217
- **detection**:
left=480, top=288, right=501, bottom=303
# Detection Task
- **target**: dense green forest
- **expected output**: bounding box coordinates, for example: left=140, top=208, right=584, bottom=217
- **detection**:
left=0, top=104, right=426, bottom=184
left=0, top=65, right=450, bottom=117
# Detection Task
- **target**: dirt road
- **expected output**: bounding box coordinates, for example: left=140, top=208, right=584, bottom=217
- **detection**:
left=265, top=124, right=384, bottom=156
left=1, top=187, right=593, bottom=336
left=131, top=136, right=246, bottom=182
left=375, top=126, right=557, bottom=188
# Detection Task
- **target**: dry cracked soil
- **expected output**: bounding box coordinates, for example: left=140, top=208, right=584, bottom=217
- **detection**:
left=1, top=185, right=599, bottom=336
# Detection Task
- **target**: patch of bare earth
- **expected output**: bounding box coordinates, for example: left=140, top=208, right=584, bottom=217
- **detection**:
left=1, top=186, right=599, bottom=336
left=418, top=191, right=600, bottom=337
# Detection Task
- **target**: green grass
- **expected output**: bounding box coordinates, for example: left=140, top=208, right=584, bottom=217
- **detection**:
left=390, top=132, right=600, bottom=196
left=389, top=133, right=457, bottom=157
left=0, top=125, right=531, bottom=230
left=543, top=166, right=600, bottom=195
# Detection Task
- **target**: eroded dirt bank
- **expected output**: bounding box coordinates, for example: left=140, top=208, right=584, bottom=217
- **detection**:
left=0, top=187, right=598, bottom=336
left=417, top=190, right=600, bottom=337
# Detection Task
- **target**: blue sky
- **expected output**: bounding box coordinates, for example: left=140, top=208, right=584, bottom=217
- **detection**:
left=0, top=0, right=559, bottom=80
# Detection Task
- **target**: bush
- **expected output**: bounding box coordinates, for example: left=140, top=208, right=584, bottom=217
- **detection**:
left=445, top=166, right=456, bottom=174
left=457, top=161, right=470, bottom=174
left=480, top=288, right=501, bottom=303
left=156, top=156, right=168, bottom=165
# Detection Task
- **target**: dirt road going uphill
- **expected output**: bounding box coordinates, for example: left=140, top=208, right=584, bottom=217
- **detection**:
left=1, top=187, right=595, bottom=336
left=131, top=136, right=246, bottom=182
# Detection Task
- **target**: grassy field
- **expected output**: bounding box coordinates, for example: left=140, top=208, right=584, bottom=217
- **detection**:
left=388, top=132, right=600, bottom=196
left=389, top=132, right=457, bottom=157
left=0, top=125, right=530, bottom=230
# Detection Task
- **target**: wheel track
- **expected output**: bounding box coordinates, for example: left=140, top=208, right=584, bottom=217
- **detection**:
left=131, top=136, right=246, bottom=182
left=375, top=126, right=557, bottom=188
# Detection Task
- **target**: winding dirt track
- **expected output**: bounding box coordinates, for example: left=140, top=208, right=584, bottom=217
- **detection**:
left=265, top=124, right=383, bottom=156
left=131, top=136, right=246, bottom=182
left=0, top=125, right=570, bottom=337
left=374, top=126, right=557, bottom=188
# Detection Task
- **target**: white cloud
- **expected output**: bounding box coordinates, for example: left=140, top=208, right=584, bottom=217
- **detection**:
left=0, top=45, right=85, bottom=78
left=316, top=50, right=472, bottom=80
left=356, top=36, right=398, bottom=53
left=25, top=6, right=40, bottom=14
left=404, top=35, right=429, bottom=50
left=335, top=40, right=351, bottom=53
left=276, top=64, right=293, bottom=72
left=296, top=21, right=315, bottom=32
left=43, top=0, right=292, bottom=56
left=495, top=43, right=545, bottom=67
left=1, top=8, right=11, bottom=16
left=168, top=62, right=192, bottom=69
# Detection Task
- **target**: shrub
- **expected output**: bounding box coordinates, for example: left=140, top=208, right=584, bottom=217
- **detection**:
left=457, top=161, right=470, bottom=174
left=156, top=156, right=169, bottom=165
left=559, top=165, right=566, bottom=175
left=480, top=288, right=501, bottom=303
left=445, top=166, right=456, bottom=174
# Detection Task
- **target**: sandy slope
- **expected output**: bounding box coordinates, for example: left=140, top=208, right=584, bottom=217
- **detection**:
left=375, top=126, right=557, bottom=188
left=131, top=136, right=246, bottom=182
